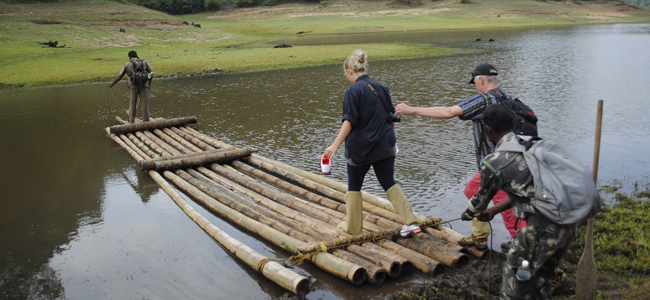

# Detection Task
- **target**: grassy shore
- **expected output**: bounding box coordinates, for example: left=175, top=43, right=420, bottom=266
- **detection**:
left=1, top=0, right=649, bottom=88
left=388, top=186, right=650, bottom=300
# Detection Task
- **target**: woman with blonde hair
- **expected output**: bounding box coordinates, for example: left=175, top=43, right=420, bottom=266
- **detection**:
left=323, top=50, right=421, bottom=237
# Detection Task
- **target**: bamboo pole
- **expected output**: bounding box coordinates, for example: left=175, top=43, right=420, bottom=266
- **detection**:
left=346, top=244, right=402, bottom=279
left=192, top=167, right=408, bottom=279
left=232, top=161, right=394, bottom=232
left=108, top=127, right=310, bottom=295
left=141, top=130, right=182, bottom=156
left=208, top=163, right=345, bottom=226
left=376, top=239, right=444, bottom=276
left=115, top=122, right=371, bottom=286
left=245, top=157, right=407, bottom=226
left=330, top=250, right=387, bottom=285
left=297, top=217, right=443, bottom=254
left=139, top=148, right=255, bottom=171
left=394, top=236, right=468, bottom=269
left=162, top=170, right=367, bottom=285
left=251, top=154, right=403, bottom=214
left=168, top=127, right=216, bottom=151
left=151, top=127, right=193, bottom=154
left=179, top=169, right=327, bottom=242
left=418, top=229, right=465, bottom=253
left=107, top=116, right=197, bottom=134
left=438, top=226, right=486, bottom=258
left=160, top=127, right=203, bottom=152
left=150, top=171, right=310, bottom=295
left=140, top=148, right=230, bottom=164
left=195, top=167, right=340, bottom=237
left=179, top=126, right=236, bottom=149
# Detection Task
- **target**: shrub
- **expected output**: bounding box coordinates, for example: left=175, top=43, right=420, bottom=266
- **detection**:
left=205, top=0, right=223, bottom=11
left=234, top=0, right=260, bottom=7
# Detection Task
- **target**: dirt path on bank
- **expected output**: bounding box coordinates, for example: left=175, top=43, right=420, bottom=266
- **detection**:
left=208, top=0, right=648, bottom=21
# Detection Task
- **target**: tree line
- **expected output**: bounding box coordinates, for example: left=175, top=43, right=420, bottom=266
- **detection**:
left=122, top=0, right=322, bottom=14
left=2, top=0, right=647, bottom=14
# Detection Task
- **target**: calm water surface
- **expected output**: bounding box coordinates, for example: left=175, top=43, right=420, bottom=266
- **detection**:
left=1, top=23, right=649, bottom=299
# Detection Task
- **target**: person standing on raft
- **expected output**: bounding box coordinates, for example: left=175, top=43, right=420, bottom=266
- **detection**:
left=323, top=49, right=421, bottom=238
left=109, top=50, right=153, bottom=123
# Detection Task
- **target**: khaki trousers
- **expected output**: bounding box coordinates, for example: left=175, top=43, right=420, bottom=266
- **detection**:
left=129, top=86, right=150, bottom=123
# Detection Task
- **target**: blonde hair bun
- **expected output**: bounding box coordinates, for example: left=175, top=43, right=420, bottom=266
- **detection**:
left=344, top=49, right=368, bottom=73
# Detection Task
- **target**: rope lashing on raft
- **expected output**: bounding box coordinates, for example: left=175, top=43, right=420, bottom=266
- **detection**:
left=254, top=216, right=463, bottom=270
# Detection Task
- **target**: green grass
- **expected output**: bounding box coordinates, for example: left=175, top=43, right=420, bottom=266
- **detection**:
left=1, top=0, right=649, bottom=88
left=554, top=190, right=650, bottom=300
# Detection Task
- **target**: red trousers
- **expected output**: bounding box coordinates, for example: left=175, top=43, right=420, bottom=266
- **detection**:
left=464, top=173, right=526, bottom=239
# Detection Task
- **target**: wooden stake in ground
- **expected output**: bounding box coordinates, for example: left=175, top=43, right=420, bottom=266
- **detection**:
left=576, top=99, right=603, bottom=299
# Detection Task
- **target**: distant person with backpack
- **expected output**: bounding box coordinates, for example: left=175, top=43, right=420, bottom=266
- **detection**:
left=395, top=63, right=533, bottom=250
left=109, top=50, right=153, bottom=123
left=461, top=104, right=599, bottom=299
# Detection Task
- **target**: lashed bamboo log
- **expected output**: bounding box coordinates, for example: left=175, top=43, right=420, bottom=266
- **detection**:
left=394, top=237, right=468, bottom=269
left=330, top=250, right=387, bottom=285
left=162, top=170, right=367, bottom=285
left=140, top=148, right=230, bottom=164
left=438, top=226, right=486, bottom=258
left=160, top=127, right=203, bottom=152
left=231, top=161, right=389, bottom=232
left=195, top=167, right=340, bottom=236
left=141, top=130, right=181, bottom=156
left=375, top=239, right=444, bottom=276
left=107, top=129, right=311, bottom=295
left=106, top=129, right=146, bottom=161
left=251, top=155, right=419, bottom=220
left=245, top=157, right=406, bottom=226
left=179, top=126, right=235, bottom=149
left=169, top=127, right=216, bottom=151
left=346, top=244, right=401, bottom=278
left=421, top=228, right=465, bottom=252
left=208, top=163, right=345, bottom=226
left=191, top=167, right=408, bottom=279
left=150, top=171, right=310, bottom=295
left=151, top=127, right=193, bottom=154
left=108, top=116, right=197, bottom=134
left=361, top=242, right=412, bottom=272
left=139, top=148, right=255, bottom=171
left=416, top=231, right=465, bottom=253
left=178, top=169, right=321, bottom=242
left=252, top=155, right=488, bottom=257
left=297, top=217, right=442, bottom=254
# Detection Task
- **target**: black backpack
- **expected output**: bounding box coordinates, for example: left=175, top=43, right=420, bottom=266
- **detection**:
left=482, top=91, right=538, bottom=137
left=130, top=59, right=149, bottom=86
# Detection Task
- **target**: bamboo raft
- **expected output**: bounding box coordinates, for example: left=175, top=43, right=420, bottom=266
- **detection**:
left=105, top=116, right=486, bottom=296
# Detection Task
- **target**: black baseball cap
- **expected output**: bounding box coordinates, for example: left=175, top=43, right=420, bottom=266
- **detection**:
left=128, top=50, right=138, bottom=58
left=468, top=63, right=498, bottom=84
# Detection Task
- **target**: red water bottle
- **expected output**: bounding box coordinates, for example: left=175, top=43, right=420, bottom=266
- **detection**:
left=320, top=155, right=331, bottom=175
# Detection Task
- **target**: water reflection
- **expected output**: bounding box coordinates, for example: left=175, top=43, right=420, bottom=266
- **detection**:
left=1, top=23, right=649, bottom=299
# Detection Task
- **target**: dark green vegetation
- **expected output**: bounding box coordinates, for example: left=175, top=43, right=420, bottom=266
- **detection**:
left=385, top=186, right=650, bottom=300
left=3, top=0, right=649, bottom=14
left=627, top=0, right=650, bottom=8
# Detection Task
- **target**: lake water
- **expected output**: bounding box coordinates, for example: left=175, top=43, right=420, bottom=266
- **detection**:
left=1, top=23, right=649, bottom=299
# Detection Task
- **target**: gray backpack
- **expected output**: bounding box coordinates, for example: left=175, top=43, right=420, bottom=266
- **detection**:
left=497, top=136, right=602, bottom=225
left=130, top=59, right=149, bottom=86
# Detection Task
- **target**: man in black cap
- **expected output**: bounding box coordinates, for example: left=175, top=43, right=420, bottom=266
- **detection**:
left=109, top=50, right=153, bottom=123
left=395, top=63, right=524, bottom=250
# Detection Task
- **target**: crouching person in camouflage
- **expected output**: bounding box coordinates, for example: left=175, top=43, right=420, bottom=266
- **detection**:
left=460, top=104, right=577, bottom=299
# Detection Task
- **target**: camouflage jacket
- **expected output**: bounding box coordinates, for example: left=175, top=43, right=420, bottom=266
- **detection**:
left=466, top=132, right=537, bottom=219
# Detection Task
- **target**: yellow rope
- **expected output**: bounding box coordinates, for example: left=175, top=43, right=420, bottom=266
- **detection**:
left=258, top=216, right=459, bottom=269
